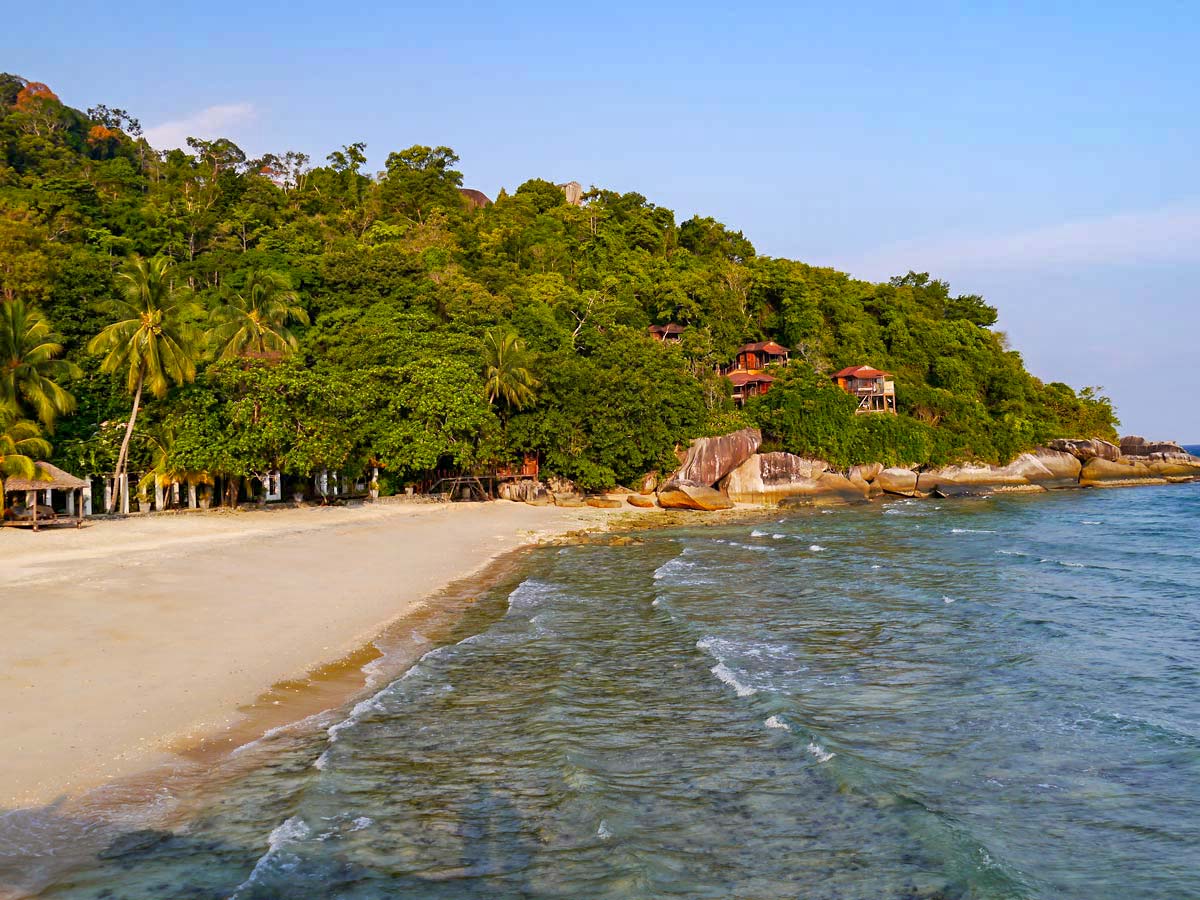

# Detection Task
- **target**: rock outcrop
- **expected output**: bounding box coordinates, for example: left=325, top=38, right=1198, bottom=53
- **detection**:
left=1047, top=438, right=1122, bottom=462
left=637, top=471, right=659, bottom=495
left=917, top=449, right=1082, bottom=496
left=1119, top=436, right=1189, bottom=458
left=627, top=493, right=657, bottom=508
left=586, top=497, right=623, bottom=509
left=776, top=473, right=870, bottom=507
left=876, top=467, right=920, bottom=497
left=720, top=452, right=829, bottom=505
left=656, top=483, right=735, bottom=511
left=850, top=463, right=884, bottom=483
left=1078, top=457, right=1168, bottom=487
left=663, top=428, right=762, bottom=491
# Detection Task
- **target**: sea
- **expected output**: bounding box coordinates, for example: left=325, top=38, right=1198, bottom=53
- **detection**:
left=3, top=480, right=1199, bottom=899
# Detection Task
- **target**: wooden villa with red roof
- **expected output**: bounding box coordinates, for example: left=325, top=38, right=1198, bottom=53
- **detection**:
left=833, top=365, right=897, bottom=414
left=723, top=340, right=790, bottom=404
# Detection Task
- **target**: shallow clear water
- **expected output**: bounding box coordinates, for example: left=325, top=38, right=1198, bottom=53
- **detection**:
left=10, top=485, right=1200, bottom=898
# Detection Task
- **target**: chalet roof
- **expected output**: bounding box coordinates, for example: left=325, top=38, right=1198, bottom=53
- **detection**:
left=833, top=365, right=891, bottom=379
left=649, top=323, right=686, bottom=335
left=737, top=341, right=789, bottom=355
left=458, top=188, right=493, bottom=209
left=727, top=372, right=775, bottom=387
left=4, top=462, right=87, bottom=493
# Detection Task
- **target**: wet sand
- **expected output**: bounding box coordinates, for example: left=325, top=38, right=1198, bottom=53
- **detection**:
left=0, top=499, right=656, bottom=808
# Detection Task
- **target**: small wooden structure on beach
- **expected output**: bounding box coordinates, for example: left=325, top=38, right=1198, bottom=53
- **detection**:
left=833, top=365, right=897, bottom=414
left=2, top=463, right=88, bottom=530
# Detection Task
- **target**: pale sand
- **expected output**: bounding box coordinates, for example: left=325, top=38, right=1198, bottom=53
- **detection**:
left=0, top=499, right=657, bottom=808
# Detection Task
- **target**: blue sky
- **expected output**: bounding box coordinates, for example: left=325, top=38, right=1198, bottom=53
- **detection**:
left=8, top=1, right=1198, bottom=438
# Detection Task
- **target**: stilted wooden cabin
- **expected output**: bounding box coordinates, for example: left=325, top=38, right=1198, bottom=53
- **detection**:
left=649, top=323, right=686, bottom=343
left=723, top=340, right=789, bottom=404
left=833, top=365, right=897, bottom=414
left=727, top=371, right=775, bottom=404
left=2, top=464, right=88, bottom=530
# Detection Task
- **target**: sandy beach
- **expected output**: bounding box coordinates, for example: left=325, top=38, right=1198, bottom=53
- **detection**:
left=0, top=499, right=655, bottom=809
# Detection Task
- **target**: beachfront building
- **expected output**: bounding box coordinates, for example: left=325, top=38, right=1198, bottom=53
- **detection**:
left=833, top=365, right=897, bottom=414
left=649, top=323, right=686, bottom=343
left=2, top=463, right=89, bottom=530
left=722, top=340, right=790, bottom=404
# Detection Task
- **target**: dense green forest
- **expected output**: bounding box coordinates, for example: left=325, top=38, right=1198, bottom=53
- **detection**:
left=0, top=74, right=1117, bottom=504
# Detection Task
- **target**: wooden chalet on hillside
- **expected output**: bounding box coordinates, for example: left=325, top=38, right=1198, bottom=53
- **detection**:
left=723, top=341, right=790, bottom=404
left=648, top=323, right=686, bottom=343
left=833, top=365, right=897, bottom=414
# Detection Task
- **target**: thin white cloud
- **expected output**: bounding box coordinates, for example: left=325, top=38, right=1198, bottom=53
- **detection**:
left=143, top=103, right=256, bottom=151
left=842, top=207, right=1200, bottom=280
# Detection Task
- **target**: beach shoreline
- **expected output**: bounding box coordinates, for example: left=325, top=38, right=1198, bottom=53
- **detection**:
left=0, top=499, right=679, bottom=810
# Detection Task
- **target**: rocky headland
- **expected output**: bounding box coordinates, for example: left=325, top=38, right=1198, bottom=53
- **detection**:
left=498, top=429, right=1200, bottom=511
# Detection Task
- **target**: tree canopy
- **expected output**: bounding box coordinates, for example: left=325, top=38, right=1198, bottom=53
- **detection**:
left=0, top=73, right=1118, bottom=499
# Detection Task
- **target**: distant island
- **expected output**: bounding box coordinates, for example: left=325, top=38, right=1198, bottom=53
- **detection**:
left=0, top=73, right=1130, bottom=514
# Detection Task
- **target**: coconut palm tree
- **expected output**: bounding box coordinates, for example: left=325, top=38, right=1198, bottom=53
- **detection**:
left=88, top=256, right=199, bottom=514
left=1, top=402, right=50, bottom=489
left=0, top=298, right=79, bottom=429
left=482, top=329, right=539, bottom=412
left=135, top=422, right=212, bottom=509
left=208, top=270, right=309, bottom=361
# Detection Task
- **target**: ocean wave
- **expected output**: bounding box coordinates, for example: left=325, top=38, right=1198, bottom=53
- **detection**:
left=710, top=662, right=757, bottom=697
left=808, top=544, right=827, bottom=552
left=942, top=596, right=958, bottom=604
left=751, top=529, right=769, bottom=537
left=507, top=578, right=559, bottom=610
left=764, top=715, right=791, bottom=731
left=951, top=528, right=996, bottom=534
left=228, top=816, right=310, bottom=899
left=806, top=741, right=835, bottom=763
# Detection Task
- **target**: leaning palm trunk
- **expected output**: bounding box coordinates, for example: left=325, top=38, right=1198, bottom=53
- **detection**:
left=108, top=372, right=143, bottom=514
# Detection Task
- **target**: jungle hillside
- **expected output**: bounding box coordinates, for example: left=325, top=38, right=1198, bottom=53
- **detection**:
left=0, top=74, right=1118, bottom=497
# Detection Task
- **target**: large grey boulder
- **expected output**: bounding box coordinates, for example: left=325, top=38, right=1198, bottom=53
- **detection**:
left=918, top=449, right=1082, bottom=495
left=1047, top=438, right=1122, bottom=462
left=720, top=452, right=828, bottom=505
left=1079, top=457, right=1168, bottom=487
left=663, top=428, right=762, bottom=490
left=876, top=467, right=920, bottom=497
left=656, top=484, right=735, bottom=511
left=776, top=473, right=870, bottom=507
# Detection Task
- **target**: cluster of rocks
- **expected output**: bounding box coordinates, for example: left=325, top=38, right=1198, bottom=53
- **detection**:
left=496, top=431, right=1200, bottom=511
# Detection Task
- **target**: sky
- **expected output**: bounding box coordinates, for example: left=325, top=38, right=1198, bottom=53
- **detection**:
left=7, top=1, right=1198, bottom=438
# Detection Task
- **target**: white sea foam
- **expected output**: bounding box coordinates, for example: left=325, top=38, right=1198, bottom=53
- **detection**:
left=507, top=579, right=558, bottom=610
left=651, top=597, right=661, bottom=607
left=751, top=529, right=769, bottom=537
left=349, top=816, right=373, bottom=832
left=942, top=596, right=957, bottom=604
left=806, top=741, right=835, bottom=763
left=1082, top=520, right=1103, bottom=526
left=596, top=820, right=613, bottom=840
left=870, top=564, right=883, bottom=570
left=772, top=533, right=786, bottom=540
left=228, top=816, right=310, bottom=898
left=710, top=662, right=757, bottom=697
left=764, top=715, right=791, bottom=731
left=951, top=528, right=996, bottom=534
left=808, top=544, right=827, bottom=552
left=312, top=749, right=330, bottom=771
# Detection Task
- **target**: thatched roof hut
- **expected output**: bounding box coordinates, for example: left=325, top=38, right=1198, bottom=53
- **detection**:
left=4, top=462, right=87, bottom=493
left=3, top=463, right=88, bottom=530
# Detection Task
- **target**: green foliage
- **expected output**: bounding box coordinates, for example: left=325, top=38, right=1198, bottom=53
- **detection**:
left=0, top=74, right=1119, bottom=493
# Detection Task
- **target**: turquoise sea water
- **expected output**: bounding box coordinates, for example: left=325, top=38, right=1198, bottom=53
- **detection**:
left=5, top=484, right=1200, bottom=898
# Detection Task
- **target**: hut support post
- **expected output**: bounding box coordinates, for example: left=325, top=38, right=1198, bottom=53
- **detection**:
left=66, top=490, right=75, bottom=516
left=103, top=479, right=112, bottom=515
left=82, top=481, right=92, bottom=516
left=188, top=481, right=197, bottom=509
left=120, top=474, right=130, bottom=515
left=154, top=476, right=164, bottom=512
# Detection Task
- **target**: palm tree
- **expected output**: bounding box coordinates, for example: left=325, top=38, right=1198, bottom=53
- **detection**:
left=0, top=298, right=79, bottom=429
left=209, top=270, right=309, bottom=361
left=1, top=404, right=51, bottom=517
left=88, top=256, right=199, bottom=513
left=135, top=422, right=212, bottom=509
left=482, top=329, right=539, bottom=412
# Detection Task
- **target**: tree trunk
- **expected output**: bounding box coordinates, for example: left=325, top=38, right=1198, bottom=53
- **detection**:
left=108, top=373, right=143, bottom=514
